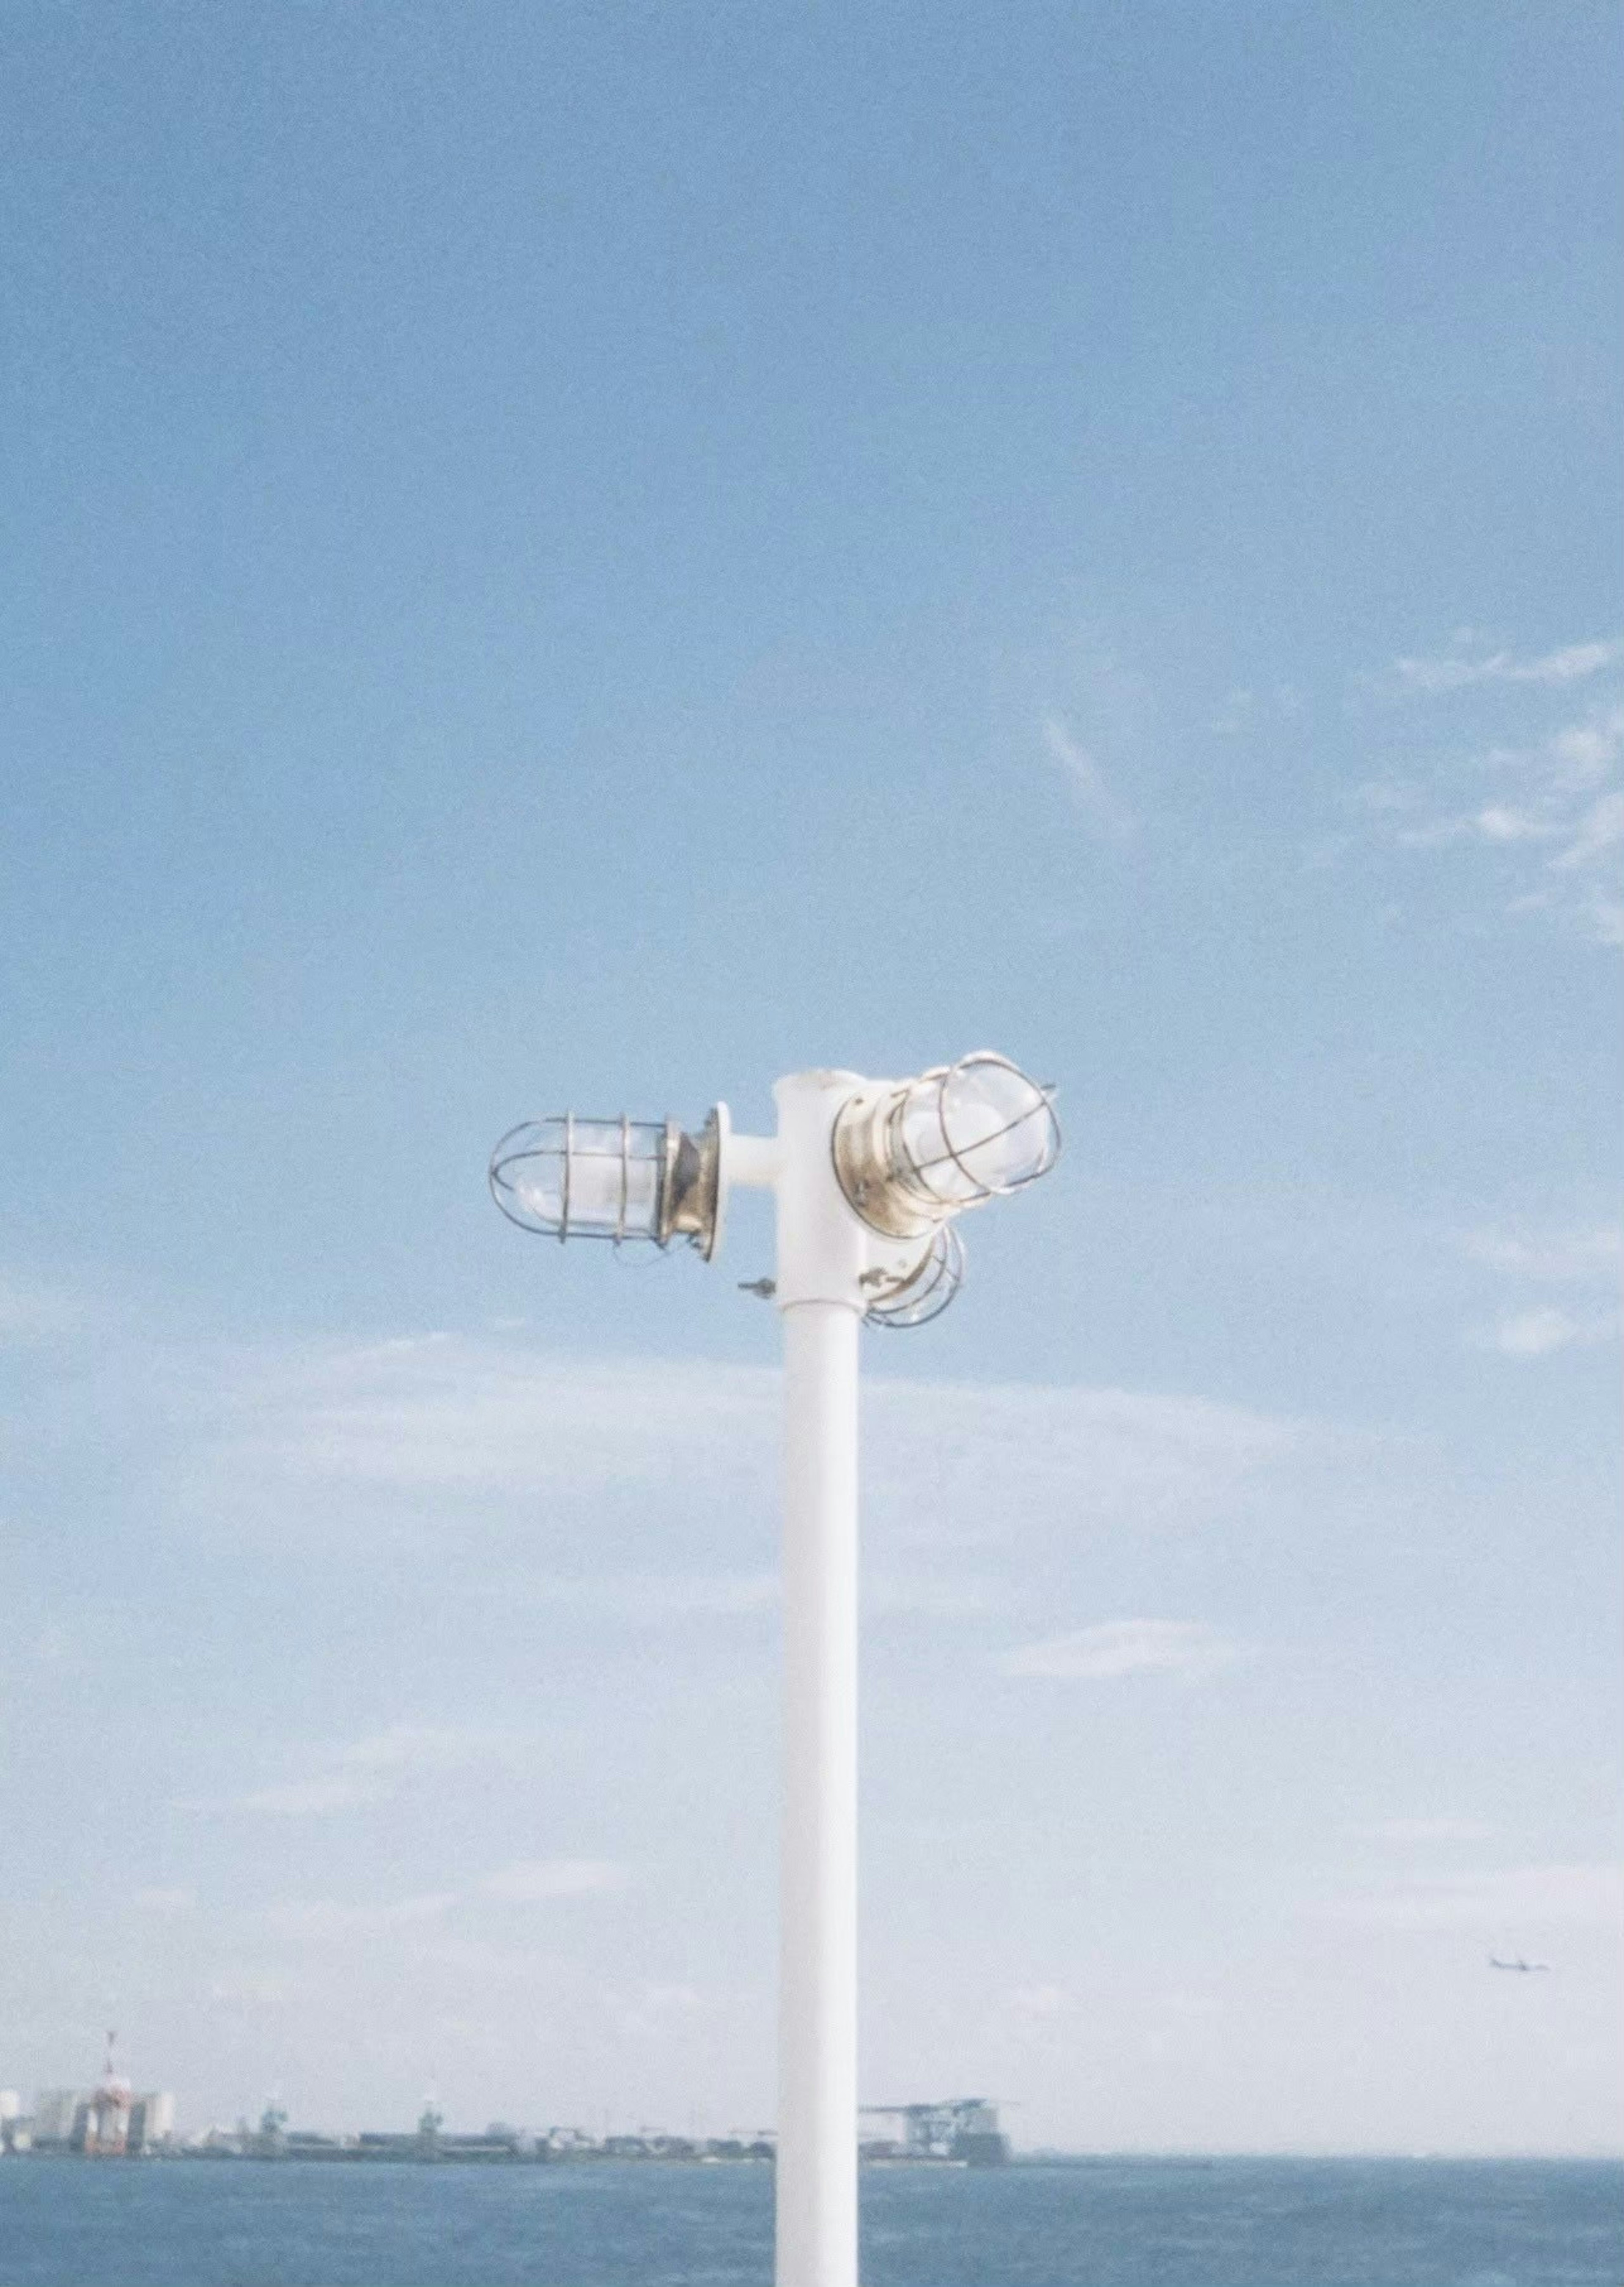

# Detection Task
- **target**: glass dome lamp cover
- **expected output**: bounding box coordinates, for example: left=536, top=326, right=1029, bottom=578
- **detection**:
left=860, top=1222, right=965, bottom=1328
left=831, top=1053, right=1059, bottom=1238
left=488, top=1105, right=727, bottom=1257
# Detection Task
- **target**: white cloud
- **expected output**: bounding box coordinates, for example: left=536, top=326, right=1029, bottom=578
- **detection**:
left=183, top=1338, right=1311, bottom=1566
left=480, top=1859, right=629, bottom=1903
left=0, top=1273, right=82, bottom=1344
left=335, top=1722, right=521, bottom=1773
left=1358, top=676, right=1624, bottom=943
left=1324, top=1862, right=1624, bottom=1933
left=601, top=1979, right=709, bottom=2041
left=999, top=1617, right=1244, bottom=1681
left=1042, top=714, right=1136, bottom=840
left=1470, top=1307, right=1618, bottom=1359
left=207, top=1969, right=298, bottom=2009
left=1351, top=1819, right=1499, bottom=1846
left=206, top=1339, right=779, bottom=1501
left=222, top=1775, right=381, bottom=1816
left=866, top=1377, right=1310, bottom=1547
left=1459, top=1224, right=1623, bottom=1284
left=132, top=1885, right=196, bottom=1916
left=864, top=1571, right=1007, bottom=1620
left=1210, top=685, right=1305, bottom=735
left=510, top=1571, right=779, bottom=1620
left=261, top=1892, right=459, bottom=1941
left=1553, top=788, right=1624, bottom=872
left=1392, top=636, right=1624, bottom=694
left=1478, top=803, right=1551, bottom=842
left=185, top=1722, right=531, bottom=1816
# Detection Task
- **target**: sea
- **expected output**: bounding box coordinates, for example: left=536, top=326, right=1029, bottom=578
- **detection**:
left=0, top=2157, right=1619, bottom=2287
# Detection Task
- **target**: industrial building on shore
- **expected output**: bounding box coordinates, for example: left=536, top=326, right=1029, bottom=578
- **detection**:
left=1, top=2051, right=1007, bottom=2168
left=3, top=2037, right=175, bottom=2158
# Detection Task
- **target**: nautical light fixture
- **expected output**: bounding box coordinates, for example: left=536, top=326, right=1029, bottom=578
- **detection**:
left=489, top=1055, right=1059, bottom=2287
left=830, top=1051, right=1059, bottom=1239
left=858, top=1221, right=965, bottom=1329
left=489, top=1108, right=728, bottom=1258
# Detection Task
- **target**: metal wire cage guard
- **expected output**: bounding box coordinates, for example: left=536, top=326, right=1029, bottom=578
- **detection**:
left=832, top=1053, right=1060, bottom=1238
left=861, top=1223, right=965, bottom=1329
left=488, top=1111, right=724, bottom=1255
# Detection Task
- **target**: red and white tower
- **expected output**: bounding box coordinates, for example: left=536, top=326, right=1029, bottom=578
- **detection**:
left=81, top=2031, right=132, bottom=2157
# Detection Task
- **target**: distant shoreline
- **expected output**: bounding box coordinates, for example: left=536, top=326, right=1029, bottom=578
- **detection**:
left=6, top=2148, right=1619, bottom=2169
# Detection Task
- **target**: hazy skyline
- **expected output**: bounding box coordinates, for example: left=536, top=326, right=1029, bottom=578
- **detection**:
left=1, top=4, right=1619, bottom=2152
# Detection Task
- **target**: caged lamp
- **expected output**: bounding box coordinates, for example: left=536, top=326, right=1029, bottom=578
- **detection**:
left=489, top=1108, right=730, bottom=1256
left=831, top=1052, right=1059, bottom=1237
left=489, top=1056, right=1059, bottom=2287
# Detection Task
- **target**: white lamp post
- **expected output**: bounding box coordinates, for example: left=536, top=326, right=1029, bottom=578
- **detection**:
left=491, top=1055, right=1059, bottom=2287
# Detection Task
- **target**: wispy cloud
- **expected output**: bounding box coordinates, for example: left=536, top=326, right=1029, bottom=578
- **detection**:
left=601, top=1979, right=709, bottom=2041
left=1550, top=787, right=1624, bottom=872
left=481, top=1860, right=629, bottom=1903
left=204, top=1339, right=780, bottom=1502
left=185, top=1723, right=530, bottom=1816
left=1468, top=1305, right=1619, bottom=1359
left=864, top=1571, right=1008, bottom=1621
left=261, top=1892, right=459, bottom=1941
left=1210, top=685, right=1303, bottom=735
left=1459, top=1224, right=1623, bottom=1284
left=1351, top=1819, right=1499, bottom=1846
left=0, top=1272, right=85, bottom=1345
left=224, top=1774, right=382, bottom=1816
left=336, top=1723, right=527, bottom=1774
left=1356, top=652, right=1624, bottom=943
left=1457, top=1220, right=1621, bottom=1357
left=1042, top=714, right=1136, bottom=841
left=1000, top=1617, right=1244, bottom=1682
left=501, top=1570, right=779, bottom=1620
left=1322, top=1862, right=1623, bottom=1933
left=257, top=1861, right=627, bottom=1941
left=181, top=1337, right=1312, bottom=1566
left=1391, top=635, right=1624, bottom=695
left=132, top=1884, right=197, bottom=1916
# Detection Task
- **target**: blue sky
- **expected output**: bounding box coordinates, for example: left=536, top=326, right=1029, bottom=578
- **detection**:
left=1, top=3, right=1619, bottom=2152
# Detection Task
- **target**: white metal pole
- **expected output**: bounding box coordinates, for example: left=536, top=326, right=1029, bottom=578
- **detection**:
left=771, top=1072, right=867, bottom=2287
left=778, top=1297, right=859, bottom=2287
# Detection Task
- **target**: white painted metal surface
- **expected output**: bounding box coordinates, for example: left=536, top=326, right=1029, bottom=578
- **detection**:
left=770, top=1074, right=867, bottom=2287
left=776, top=1294, right=860, bottom=2287
left=494, top=1056, right=1057, bottom=2287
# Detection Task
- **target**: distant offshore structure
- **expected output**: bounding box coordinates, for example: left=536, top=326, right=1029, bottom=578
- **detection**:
left=227, top=2103, right=779, bottom=2165
left=2, top=2034, right=175, bottom=2158
left=859, top=2100, right=1011, bottom=2166
left=0, top=2062, right=1010, bottom=2168
left=199, top=2095, right=1008, bottom=2166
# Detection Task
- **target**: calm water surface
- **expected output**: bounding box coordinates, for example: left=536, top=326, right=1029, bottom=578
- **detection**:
left=0, top=2158, right=1618, bottom=2287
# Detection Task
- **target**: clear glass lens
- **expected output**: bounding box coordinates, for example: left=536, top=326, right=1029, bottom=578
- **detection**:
left=901, top=1084, right=965, bottom=1207
left=864, top=1223, right=966, bottom=1328
left=491, top=1119, right=569, bottom=1230
left=885, top=1057, right=1056, bottom=1206
left=938, top=1058, right=1056, bottom=1193
left=895, top=1088, right=977, bottom=1205
left=565, top=1120, right=666, bottom=1238
left=507, top=1158, right=567, bottom=1224
left=834, top=1055, right=1060, bottom=1234
left=490, top=1116, right=669, bottom=1241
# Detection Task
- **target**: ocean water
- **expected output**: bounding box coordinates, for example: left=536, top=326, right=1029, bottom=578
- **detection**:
left=0, top=2157, right=1618, bottom=2287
